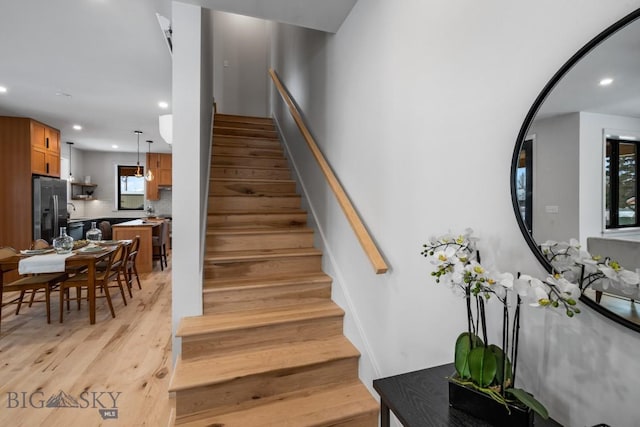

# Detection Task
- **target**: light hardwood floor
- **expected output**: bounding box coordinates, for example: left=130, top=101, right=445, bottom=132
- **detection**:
left=0, top=260, right=173, bottom=426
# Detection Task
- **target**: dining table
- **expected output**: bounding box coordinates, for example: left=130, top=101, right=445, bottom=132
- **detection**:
left=0, top=242, right=128, bottom=325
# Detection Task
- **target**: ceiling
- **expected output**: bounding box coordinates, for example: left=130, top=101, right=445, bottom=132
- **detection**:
left=536, top=16, right=640, bottom=120
left=0, top=0, right=173, bottom=153
left=179, top=0, right=358, bottom=33
left=0, top=0, right=356, bottom=154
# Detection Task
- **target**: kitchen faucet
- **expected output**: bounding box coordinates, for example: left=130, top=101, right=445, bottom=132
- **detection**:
left=67, top=202, right=76, bottom=220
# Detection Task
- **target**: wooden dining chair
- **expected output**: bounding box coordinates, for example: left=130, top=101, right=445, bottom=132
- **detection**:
left=152, top=221, right=168, bottom=271
left=99, top=221, right=112, bottom=240
left=106, top=242, right=130, bottom=305
left=95, top=240, right=129, bottom=302
left=58, top=245, right=122, bottom=322
left=32, top=239, right=50, bottom=250
left=125, top=236, right=141, bottom=295
left=0, top=247, right=67, bottom=325
left=19, top=238, right=56, bottom=311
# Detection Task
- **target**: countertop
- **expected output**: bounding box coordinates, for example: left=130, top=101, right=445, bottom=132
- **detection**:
left=112, top=219, right=160, bottom=227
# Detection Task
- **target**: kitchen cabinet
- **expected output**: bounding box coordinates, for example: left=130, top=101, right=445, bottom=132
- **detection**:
left=0, top=116, right=62, bottom=250
left=158, top=154, right=172, bottom=186
left=146, top=153, right=172, bottom=200
left=30, top=121, right=60, bottom=177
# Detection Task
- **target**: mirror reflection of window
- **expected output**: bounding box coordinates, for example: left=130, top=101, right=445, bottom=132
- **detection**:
left=117, top=165, right=145, bottom=210
left=605, top=138, right=638, bottom=228
left=517, top=138, right=533, bottom=233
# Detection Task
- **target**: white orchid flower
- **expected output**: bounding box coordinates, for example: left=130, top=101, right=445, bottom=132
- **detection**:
left=431, top=246, right=457, bottom=266
left=528, top=286, right=550, bottom=307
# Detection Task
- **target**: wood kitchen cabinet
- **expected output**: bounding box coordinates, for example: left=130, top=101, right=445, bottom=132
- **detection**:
left=146, top=153, right=172, bottom=200
left=0, top=116, right=62, bottom=250
left=30, top=121, right=61, bottom=177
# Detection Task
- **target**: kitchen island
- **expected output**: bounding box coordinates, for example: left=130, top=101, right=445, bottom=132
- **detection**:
left=112, top=219, right=160, bottom=273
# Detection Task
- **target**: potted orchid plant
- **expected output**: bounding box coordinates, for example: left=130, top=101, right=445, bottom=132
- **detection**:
left=421, top=229, right=580, bottom=425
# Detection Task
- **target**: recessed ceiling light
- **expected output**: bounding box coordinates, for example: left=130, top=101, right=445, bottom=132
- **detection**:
left=56, top=91, right=72, bottom=98
left=73, top=124, right=82, bottom=130
left=158, top=101, right=169, bottom=109
left=112, top=145, right=119, bottom=149
left=599, top=78, right=614, bottom=86
left=0, top=86, right=7, bottom=93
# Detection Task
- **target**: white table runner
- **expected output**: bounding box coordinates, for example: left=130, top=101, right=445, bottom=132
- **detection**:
left=19, top=253, right=74, bottom=274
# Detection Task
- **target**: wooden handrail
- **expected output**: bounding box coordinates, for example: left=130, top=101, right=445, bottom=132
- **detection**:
left=269, top=69, right=388, bottom=274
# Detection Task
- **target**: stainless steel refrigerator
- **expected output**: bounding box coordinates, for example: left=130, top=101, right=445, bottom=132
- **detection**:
left=33, top=176, right=68, bottom=243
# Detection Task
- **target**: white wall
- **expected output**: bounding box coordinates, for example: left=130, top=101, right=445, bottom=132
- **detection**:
left=269, top=1, right=640, bottom=426
left=530, top=113, right=580, bottom=244
left=211, top=11, right=270, bottom=116
left=172, top=1, right=213, bottom=357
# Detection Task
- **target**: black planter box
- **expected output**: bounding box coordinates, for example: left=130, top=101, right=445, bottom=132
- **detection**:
left=448, top=379, right=534, bottom=427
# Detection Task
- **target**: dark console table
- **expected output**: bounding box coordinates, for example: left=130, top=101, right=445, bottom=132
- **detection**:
left=373, top=363, right=562, bottom=427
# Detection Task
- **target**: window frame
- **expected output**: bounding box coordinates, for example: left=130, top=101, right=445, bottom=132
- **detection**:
left=116, top=165, right=146, bottom=211
left=605, top=136, right=640, bottom=229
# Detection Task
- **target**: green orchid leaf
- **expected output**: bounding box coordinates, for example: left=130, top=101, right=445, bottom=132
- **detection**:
left=488, top=344, right=512, bottom=387
left=468, top=347, right=497, bottom=387
left=507, top=387, right=549, bottom=420
left=454, top=332, right=483, bottom=378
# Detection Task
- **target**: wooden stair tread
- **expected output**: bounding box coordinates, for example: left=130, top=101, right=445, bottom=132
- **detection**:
left=174, top=381, right=377, bottom=427
left=203, top=272, right=332, bottom=290
left=210, top=193, right=300, bottom=198
left=204, top=247, right=322, bottom=262
left=212, top=152, right=284, bottom=160
left=169, top=336, right=360, bottom=391
left=214, top=127, right=278, bottom=139
left=210, top=177, right=295, bottom=184
left=177, top=301, right=343, bottom=337
left=213, top=136, right=281, bottom=145
left=207, top=227, right=313, bottom=236
left=211, top=164, right=290, bottom=171
left=209, top=209, right=306, bottom=216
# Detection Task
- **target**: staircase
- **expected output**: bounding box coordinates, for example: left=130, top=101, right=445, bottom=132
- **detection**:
left=169, top=114, right=378, bottom=426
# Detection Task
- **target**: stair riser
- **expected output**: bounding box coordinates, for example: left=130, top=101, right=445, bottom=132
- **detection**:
left=181, top=315, right=344, bottom=360
left=210, top=181, right=296, bottom=196
left=207, top=231, right=314, bottom=251
left=209, top=196, right=301, bottom=212
left=214, top=120, right=276, bottom=131
left=214, top=127, right=278, bottom=139
left=204, top=255, right=322, bottom=280
left=211, top=167, right=291, bottom=180
left=208, top=212, right=308, bottom=229
left=212, top=145, right=284, bottom=158
left=174, top=357, right=359, bottom=419
left=203, top=282, right=331, bottom=314
left=212, top=156, right=289, bottom=169
left=214, top=136, right=282, bottom=150
left=215, top=114, right=274, bottom=126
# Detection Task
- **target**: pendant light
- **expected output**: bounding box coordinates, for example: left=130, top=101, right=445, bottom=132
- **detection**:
left=134, top=130, right=143, bottom=177
left=66, top=141, right=75, bottom=182
left=144, top=140, right=155, bottom=182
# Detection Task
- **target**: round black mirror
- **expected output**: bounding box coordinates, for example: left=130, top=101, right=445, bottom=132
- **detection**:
left=511, top=8, right=640, bottom=332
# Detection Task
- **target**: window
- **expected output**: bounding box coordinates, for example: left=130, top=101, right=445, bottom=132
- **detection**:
left=516, top=138, right=533, bottom=234
left=117, top=165, right=145, bottom=210
left=606, top=138, right=639, bottom=228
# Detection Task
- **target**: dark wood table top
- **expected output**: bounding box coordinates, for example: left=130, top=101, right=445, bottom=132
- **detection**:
left=373, top=363, right=562, bottom=427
